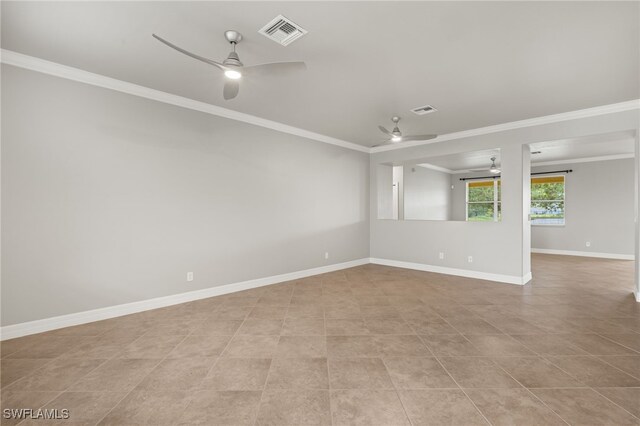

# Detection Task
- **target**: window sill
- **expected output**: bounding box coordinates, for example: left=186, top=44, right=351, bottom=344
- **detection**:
left=531, top=223, right=565, bottom=227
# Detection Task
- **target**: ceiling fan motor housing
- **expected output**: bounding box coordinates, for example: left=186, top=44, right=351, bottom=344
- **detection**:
left=224, top=51, right=243, bottom=67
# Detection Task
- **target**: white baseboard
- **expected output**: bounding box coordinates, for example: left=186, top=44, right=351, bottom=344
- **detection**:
left=634, top=291, right=640, bottom=303
left=370, top=258, right=530, bottom=285
left=0, top=258, right=369, bottom=341
left=531, top=248, right=635, bottom=260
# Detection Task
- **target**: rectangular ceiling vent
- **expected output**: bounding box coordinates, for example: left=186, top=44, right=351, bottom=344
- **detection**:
left=411, top=105, right=438, bottom=116
left=259, top=15, right=308, bottom=46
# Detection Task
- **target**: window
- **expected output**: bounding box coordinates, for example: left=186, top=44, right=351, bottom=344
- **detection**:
left=466, top=179, right=501, bottom=222
left=531, top=175, right=565, bottom=225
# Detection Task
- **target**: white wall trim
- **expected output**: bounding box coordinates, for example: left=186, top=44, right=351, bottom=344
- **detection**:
left=371, top=100, right=640, bottom=153
left=0, top=258, right=369, bottom=341
left=417, top=163, right=455, bottom=174
left=370, top=258, right=530, bottom=285
left=531, top=153, right=635, bottom=168
left=0, top=49, right=369, bottom=154
left=634, top=291, right=640, bottom=303
left=2, top=49, right=638, bottom=157
left=532, top=248, right=635, bottom=260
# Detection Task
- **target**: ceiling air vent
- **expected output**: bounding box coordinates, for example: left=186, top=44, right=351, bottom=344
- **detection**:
left=411, top=105, right=438, bottom=116
left=259, top=15, right=308, bottom=46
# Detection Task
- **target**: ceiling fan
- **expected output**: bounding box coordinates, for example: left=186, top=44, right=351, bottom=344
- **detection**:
left=152, top=30, right=306, bottom=100
left=375, top=116, right=437, bottom=147
left=469, top=156, right=501, bottom=174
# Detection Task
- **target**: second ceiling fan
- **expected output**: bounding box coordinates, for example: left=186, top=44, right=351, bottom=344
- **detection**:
left=375, top=116, right=437, bottom=147
left=469, top=156, right=501, bottom=174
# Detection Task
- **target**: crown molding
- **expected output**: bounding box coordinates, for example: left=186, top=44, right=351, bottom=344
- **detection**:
left=416, top=163, right=454, bottom=174
left=2, top=49, right=637, bottom=156
left=531, top=153, right=635, bottom=167
left=0, top=49, right=370, bottom=153
left=371, top=99, right=640, bottom=153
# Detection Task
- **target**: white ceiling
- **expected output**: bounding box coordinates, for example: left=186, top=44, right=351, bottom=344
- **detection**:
left=2, top=2, right=638, bottom=147
left=414, top=131, right=635, bottom=173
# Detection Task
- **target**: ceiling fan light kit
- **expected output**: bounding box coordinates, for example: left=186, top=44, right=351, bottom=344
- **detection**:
left=152, top=29, right=306, bottom=100
left=375, top=116, right=437, bottom=147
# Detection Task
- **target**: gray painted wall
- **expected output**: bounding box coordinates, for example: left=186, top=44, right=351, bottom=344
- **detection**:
left=531, top=158, right=635, bottom=255
left=450, top=158, right=634, bottom=255
left=403, top=166, right=452, bottom=221
left=1, top=65, right=370, bottom=326
left=376, top=164, right=394, bottom=219
left=371, top=144, right=531, bottom=278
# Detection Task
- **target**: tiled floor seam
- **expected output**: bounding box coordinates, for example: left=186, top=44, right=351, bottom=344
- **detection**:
left=431, top=308, right=575, bottom=425
left=536, top=355, right=640, bottom=423
left=90, top=333, right=189, bottom=426
left=595, top=332, right=640, bottom=354
left=8, top=339, right=119, bottom=426
left=590, top=387, right=640, bottom=422
left=250, top=294, right=288, bottom=426
left=488, top=356, right=574, bottom=426
left=403, top=315, right=493, bottom=426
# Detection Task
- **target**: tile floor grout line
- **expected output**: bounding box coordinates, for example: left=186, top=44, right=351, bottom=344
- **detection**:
left=538, top=354, right=640, bottom=422
left=485, top=353, right=573, bottom=426
left=193, top=299, right=254, bottom=395
left=403, top=316, right=493, bottom=426
left=374, top=301, right=425, bottom=426
left=579, top=387, right=640, bottom=422
left=592, top=355, right=640, bottom=381
left=7, top=336, right=122, bottom=426
left=90, top=333, right=188, bottom=426
left=378, top=357, right=416, bottom=426
left=88, top=304, right=231, bottom=426
left=430, top=354, right=494, bottom=426
left=594, top=332, right=640, bottom=354
left=429, top=305, right=572, bottom=425
left=249, top=287, right=290, bottom=426
left=324, top=279, right=337, bottom=426
left=12, top=390, right=66, bottom=426
left=542, top=352, right=640, bottom=384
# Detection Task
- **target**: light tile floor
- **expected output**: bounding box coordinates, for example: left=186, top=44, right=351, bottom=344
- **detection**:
left=1, top=254, right=639, bottom=425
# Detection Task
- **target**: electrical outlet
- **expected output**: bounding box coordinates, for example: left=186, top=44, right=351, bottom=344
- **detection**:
left=439, top=252, right=445, bottom=260
left=586, top=242, right=591, bottom=247
left=324, top=252, right=329, bottom=260
left=187, top=272, right=194, bottom=282
left=467, top=256, right=473, bottom=263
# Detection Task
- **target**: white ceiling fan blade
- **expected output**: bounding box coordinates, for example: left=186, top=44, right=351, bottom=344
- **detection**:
left=402, top=134, right=438, bottom=142
left=242, top=61, right=306, bottom=76
left=378, top=126, right=393, bottom=136
left=223, top=80, right=240, bottom=100
left=153, top=34, right=227, bottom=71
